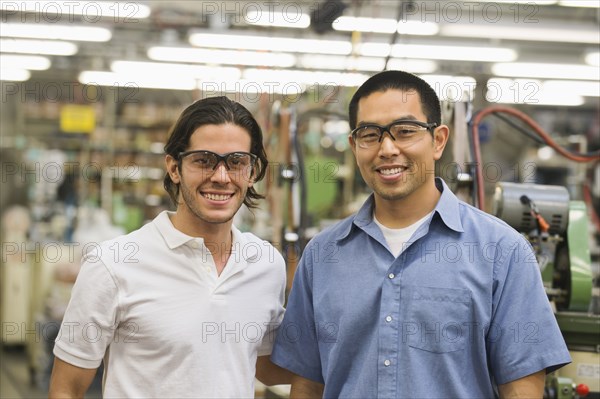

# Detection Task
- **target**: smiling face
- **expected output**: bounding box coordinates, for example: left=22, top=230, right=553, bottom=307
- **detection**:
left=349, top=89, right=448, bottom=206
left=166, top=123, right=253, bottom=230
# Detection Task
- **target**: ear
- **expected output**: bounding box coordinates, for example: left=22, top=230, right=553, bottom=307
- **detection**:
left=432, top=125, right=449, bottom=161
left=348, top=135, right=358, bottom=158
left=165, top=154, right=181, bottom=184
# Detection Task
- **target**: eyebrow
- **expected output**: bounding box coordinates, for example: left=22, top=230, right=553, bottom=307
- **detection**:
left=357, top=115, right=421, bottom=127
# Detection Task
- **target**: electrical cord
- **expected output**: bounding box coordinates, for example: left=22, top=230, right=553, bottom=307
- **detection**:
left=469, top=105, right=600, bottom=211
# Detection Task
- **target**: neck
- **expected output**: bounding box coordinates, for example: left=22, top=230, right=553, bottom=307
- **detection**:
left=374, top=181, right=440, bottom=229
left=169, top=211, right=233, bottom=275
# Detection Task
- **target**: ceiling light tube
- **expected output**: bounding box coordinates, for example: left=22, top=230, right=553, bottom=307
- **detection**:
left=243, top=68, right=369, bottom=87
left=385, top=59, right=438, bottom=73
left=148, top=46, right=296, bottom=68
left=390, top=44, right=517, bottom=62
left=559, top=0, right=600, bottom=7
left=189, top=32, right=352, bottom=55
left=492, top=62, right=600, bottom=80
left=245, top=10, right=310, bottom=28
left=0, top=38, right=78, bottom=55
left=542, top=80, right=600, bottom=97
left=79, top=71, right=196, bottom=90
left=486, top=78, right=584, bottom=106
left=298, top=55, right=386, bottom=71
left=1, top=23, right=111, bottom=42
left=332, top=17, right=438, bottom=35
left=440, top=24, right=599, bottom=44
left=111, top=61, right=242, bottom=80
left=0, top=68, right=31, bottom=81
left=332, top=16, right=397, bottom=34
left=0, top=1, right=150, bottom=18
left=585, top=51, right=600, bottom=67
left=0, top=54, right=51, bottom=70
left=420, top=75, right=477, bottom=102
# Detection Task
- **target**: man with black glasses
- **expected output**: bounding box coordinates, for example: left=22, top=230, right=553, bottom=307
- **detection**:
left=271, top=71, right=571, bottom=398
left=49, top=96, right=291, bottom=398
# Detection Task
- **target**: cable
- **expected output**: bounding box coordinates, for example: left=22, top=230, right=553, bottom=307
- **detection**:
left=470, top=106, right=600, bottom=211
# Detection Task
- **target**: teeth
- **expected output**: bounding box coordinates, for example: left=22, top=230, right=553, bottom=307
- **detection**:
left=379, top=167, right=403, bottom=175
left=204, top=193, right=231, bottom=201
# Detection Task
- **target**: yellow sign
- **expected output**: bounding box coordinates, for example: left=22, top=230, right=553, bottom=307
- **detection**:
left=60, top=104, right=96, bottom=133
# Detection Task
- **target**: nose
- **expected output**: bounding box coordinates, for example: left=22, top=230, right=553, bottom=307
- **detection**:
left=210, top=162, right=231, bottom=184
left=378, top=132, right=400, bottom=158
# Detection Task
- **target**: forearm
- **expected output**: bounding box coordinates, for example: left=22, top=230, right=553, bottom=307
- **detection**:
left=289, top=374, right=324, bottom=399
left=498, top=370, right=545, bottom=399
left=255, top=356, right=293, bottom=385
left=48, top=357, right=97, bottom=399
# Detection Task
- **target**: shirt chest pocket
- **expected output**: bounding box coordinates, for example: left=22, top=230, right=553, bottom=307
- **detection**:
left=401, top=285, right=472, bottom=354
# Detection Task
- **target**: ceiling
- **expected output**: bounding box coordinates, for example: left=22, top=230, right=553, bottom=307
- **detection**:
left=1, top=0, right=599, bottom=107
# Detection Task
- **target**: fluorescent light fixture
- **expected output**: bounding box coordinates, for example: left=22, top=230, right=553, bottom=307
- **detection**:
left=440, top=24, right=599, bottom=44
left=333, top=16, right=397, bottom=34
left=79, top=71, right=195, bottom=90
left=332, top=17, right=438, bottom=35
left=355, top=42, right=391, bottom=57
left=245, top=9, right=310, bottom=28
left=0, top=1, right=150, bottom=18
left=0, top=38, right=78, bottom=55
left=421, top=75, right=477, bottom=102
left=243, top=68, right=369, bottom=87
left=478, top=0, right=557, bottom=4
left=0, top=54, right=51, bottom=70
left=585, top=51, right=600, bottom=67
left=0, top=68, right=31, bottom=81
left=385, top=59, right=438, bottom=73
left=397, top=21, right=439, bottom=35
left=1, top=23, right=111, bottom=42
left=559, top=0, right=600, bottom=7
left=298, top=55, right=386, bottom=71
left=543, top=80, right=600, bottom=97
left=492, top=62, right=600, bottom=80
left=111, top=61, right=242, bottom=81
left=486, top=78, right=585, bottom=106
left=189, top=32, right=352, bottom=55
left=148, top=46, right=296, bottom=68
left=390, top=44, right=517, bottom=62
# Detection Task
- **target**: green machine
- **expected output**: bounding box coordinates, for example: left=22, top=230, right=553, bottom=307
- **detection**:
left=494, top=182, right=599, bottom=398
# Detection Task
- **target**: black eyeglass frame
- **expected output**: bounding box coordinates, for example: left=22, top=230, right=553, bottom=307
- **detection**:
left=177, top=150, right=258, bottom=171
left=351, top=119, right=439, bottom=144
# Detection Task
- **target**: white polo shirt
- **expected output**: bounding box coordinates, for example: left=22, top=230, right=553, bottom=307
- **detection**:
left=54, top=211, right=286, bottom=398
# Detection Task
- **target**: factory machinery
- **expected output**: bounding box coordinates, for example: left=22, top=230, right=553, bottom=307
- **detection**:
left=471, top=107, right=600, bottom=399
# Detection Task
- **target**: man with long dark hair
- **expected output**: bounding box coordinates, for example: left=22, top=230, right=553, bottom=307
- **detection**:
left=50, top=96, right=290, bottom=398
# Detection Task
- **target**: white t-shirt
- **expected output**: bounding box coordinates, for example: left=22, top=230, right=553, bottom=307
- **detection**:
left=54, top=211, right=286, bottom=398
left=374, top=211, right=433, bottom=257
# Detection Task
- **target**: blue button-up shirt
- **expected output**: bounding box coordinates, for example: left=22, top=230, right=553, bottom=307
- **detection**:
left=272, top=178, right=570, bottom=398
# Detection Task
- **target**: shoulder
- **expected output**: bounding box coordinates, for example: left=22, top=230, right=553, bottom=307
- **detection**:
left=457, top=200, right=525, bottom=241
left=309, top=214, right=355, bottom=248
left=238, top=231, right=286, bottom=266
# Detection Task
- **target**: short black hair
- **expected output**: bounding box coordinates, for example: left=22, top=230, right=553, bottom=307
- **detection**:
left=163, top=96, right=267, bottom=209
left=349, top=70, right=441, bottom=129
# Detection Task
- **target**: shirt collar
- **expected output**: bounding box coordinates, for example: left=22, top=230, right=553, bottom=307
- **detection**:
left=153, top=211, right=258, bottom=261
left=154, top=211, right=198, bottom=249
left=337, top=177, right=463, bottom=241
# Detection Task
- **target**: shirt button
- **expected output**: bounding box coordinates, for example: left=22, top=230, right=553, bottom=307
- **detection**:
left=388, top=273, right=395, bottom=279
left=384, top=359, right=391, bottom=367
left=385, top=316, right=392, bottom=323
left=205, top=266, right=211, bottom=273
left=190, top=241, right=200, bottom=249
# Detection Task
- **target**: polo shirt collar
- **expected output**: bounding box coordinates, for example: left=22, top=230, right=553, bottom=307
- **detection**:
left=154, top=211, right=197, bottom=249
left=337, top=177, right=463, bottom=241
